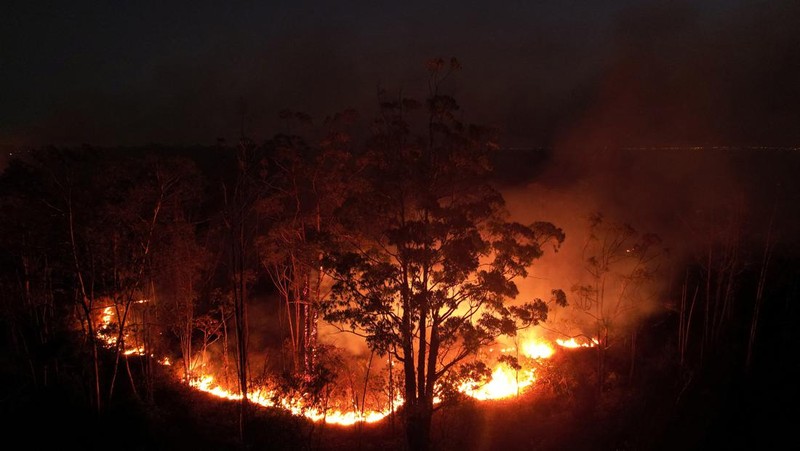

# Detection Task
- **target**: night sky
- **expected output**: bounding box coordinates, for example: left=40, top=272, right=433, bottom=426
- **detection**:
left=2, top=0, right=799, bottom=161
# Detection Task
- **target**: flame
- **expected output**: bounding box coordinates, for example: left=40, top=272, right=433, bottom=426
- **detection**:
left=457, top=337, right=554, bottom=401
left=521, top=340, right=555, bottom=359
left=98, top=301, right=405, bottom=426
left=97, top=305, right=148, bottom=356
left=555, top=337, right=598, bottom=348
left=100, top=306, right=114, bottom=325
left=188, top=337, right=554, bottom=423
left=459, top=365, right=536, bottom=401
left=123, top=346, right=146, bottom=356
left=189, top=375, right=399, bottom=426
left=103, top=296, right=585, bottom=426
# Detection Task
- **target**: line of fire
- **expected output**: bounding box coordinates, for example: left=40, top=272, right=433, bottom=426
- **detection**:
left=95, top=300, right=598, bottom=425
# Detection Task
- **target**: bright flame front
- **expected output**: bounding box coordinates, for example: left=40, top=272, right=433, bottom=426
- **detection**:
left=459, top=366, right=536, bottom=401
left=459, top=337, right=554, bottom=401
left=555, top=337, right=598, bottom=348
left=101, top=299, right=582, bottom=427
left=190, top=375, right=399, bottom=426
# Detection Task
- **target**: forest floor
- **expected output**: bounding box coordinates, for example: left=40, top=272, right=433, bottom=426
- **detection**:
left=5, top=339, right=797, bottom=451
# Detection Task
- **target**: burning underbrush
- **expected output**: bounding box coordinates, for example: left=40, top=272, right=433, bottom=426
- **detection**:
left=179, top=332, right=600, bottom=426
left=95, top=302, right=599, bottom=427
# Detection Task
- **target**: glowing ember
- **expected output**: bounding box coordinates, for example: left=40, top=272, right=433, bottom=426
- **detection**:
left=556, top=337, right=598, bottom=348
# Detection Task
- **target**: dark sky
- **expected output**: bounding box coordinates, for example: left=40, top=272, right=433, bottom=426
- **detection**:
left=2, top=0, right=799, bottom=158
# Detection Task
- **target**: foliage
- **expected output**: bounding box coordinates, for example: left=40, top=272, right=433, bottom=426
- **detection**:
left=319, top=58, right=565, bottom=449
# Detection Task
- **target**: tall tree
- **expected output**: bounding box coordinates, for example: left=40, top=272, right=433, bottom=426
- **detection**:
left=322, top=59, right=565, bottom=451
left=147, top=156, right=209, bottom=384
left=222, top=138, right=263, bottom=444
left=258, top=109, right=357, bottom=377
left=0, top=159, right=69, bottom=395
left=6, top=150, right=179, bottom=408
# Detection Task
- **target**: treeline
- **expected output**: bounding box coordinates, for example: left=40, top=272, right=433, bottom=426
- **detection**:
left=0, top=138, right=355, bottom=395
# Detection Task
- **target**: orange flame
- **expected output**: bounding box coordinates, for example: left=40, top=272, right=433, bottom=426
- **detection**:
left=459, top=337, right=554, bottom=401
left=157, top=322, right=587, bottom=424
left=521, top=340, right=555, bottom=359
left=188, top=339, right=555, bottom=423
left=97, top=305, right=148, bottom=356
left=555, top=337, right=598, bottom=348
left=189, top=375, right=399, bottom=426
left=459, top=365, right=536, bottom=400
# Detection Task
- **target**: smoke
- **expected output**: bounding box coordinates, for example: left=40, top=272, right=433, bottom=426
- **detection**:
left=319, top=322, right=371, bottom=357
left=489, top=1, right=800, bottom=340
left=246, top=294, right=288, bottom=375
left=545, top=1, right=800, bottom=150
left=503, top=177, right=672, bottom=340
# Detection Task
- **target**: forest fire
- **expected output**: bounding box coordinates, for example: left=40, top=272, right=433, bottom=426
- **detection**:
left=98, top=301, right=586, bottom=423
left=93, top=285, right=590, bottom=426
left=189, top=374, right=397, bottom=425
left=186, top=336, right=562, bottom=424
left=2, top=8, right=797, bottom=445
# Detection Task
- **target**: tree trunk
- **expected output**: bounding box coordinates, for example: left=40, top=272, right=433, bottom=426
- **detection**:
left=406, top=403, right=433, bottom=451
left=232, top=227, right=250, bottom=444
left=67, top=192, right=102, bottom=412
left=108, top=297, right=136, bottom=402
left=597, top=327, right=608, bottom=393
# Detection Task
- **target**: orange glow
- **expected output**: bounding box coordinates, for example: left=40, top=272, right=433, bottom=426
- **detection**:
left=189, top=375, right=399, bottom=426
left=555, top=337, right=598, bottom=348
left=140, top=309, right=583, bottom=425
left=459, top=365, right=536, bottom=401
left=457, top=336, right=554, bottom=401
left=521, top=340, right=555, bottom=359
left=123, top=346, right=146, bottom=356
left=188, top=337, right=555, bottom=422
left=97, top=305, right=147, bottom=356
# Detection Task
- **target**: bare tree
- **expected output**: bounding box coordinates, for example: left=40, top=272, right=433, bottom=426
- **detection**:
left=222, top=138, right=263, bottom=444
left=258, top=110, right=355, bottom=378
left=571, top=213, right=665, bottom=389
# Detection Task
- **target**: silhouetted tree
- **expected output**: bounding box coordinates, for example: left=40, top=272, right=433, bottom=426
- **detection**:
left=571, top=213, right=665, bottom=389
left=222, top=137, right=263, bottom=444
left=322, top=58, right=565, bottom=451
left=258, top=108, right=357, bottom=378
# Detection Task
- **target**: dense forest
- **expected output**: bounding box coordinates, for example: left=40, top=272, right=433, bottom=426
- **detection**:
left=2, top=65, right=800, bottom=450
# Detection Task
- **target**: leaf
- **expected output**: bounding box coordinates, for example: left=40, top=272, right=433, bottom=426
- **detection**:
left=551, top=289, right=568, bottom=307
